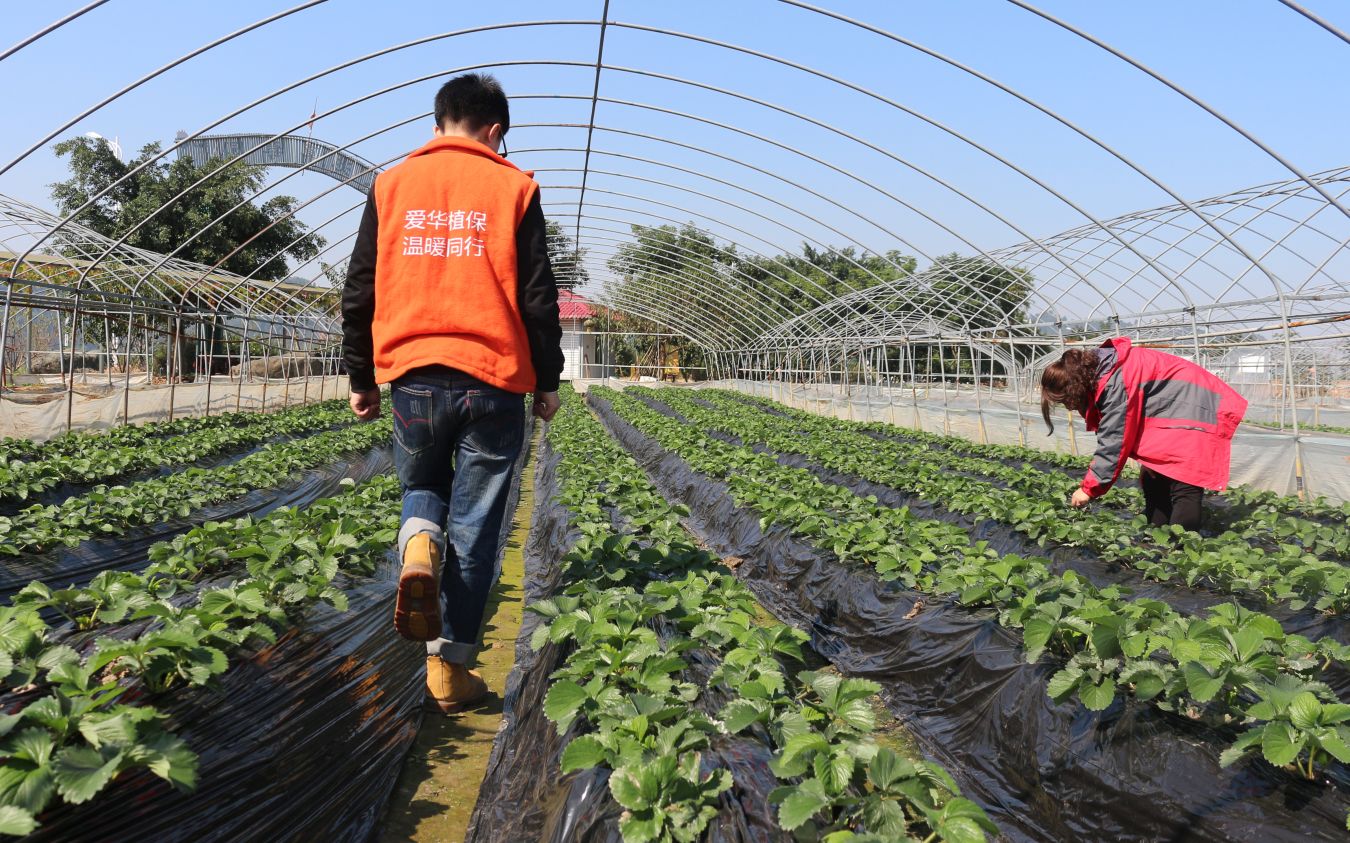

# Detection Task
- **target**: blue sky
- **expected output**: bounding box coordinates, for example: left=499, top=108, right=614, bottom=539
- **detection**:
left=1, top=0, right=1347, bottom=306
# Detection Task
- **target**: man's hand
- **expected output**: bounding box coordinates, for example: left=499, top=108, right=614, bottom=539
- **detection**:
left=350, top=388, right=381, bottom=421
left=1070, top=488, right=1092, bottom=508
left=532, top=391, right=560, bottom=421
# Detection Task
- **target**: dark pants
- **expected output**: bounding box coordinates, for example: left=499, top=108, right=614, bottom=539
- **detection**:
left=1140, top=467, right=1203, bottom=532
left=391, top=366, right=524, bottom=664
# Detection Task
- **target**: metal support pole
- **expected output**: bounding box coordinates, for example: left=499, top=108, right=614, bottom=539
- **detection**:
left=1280, top=299, right=1306, bottom=499
left=909, top=341, right=922, bottom=431
left=202, top=314, right=214, bottom=418
left=301, top=332, right=311, bottom=406
left=236, top=319, right=250, bottom=413
left=937, top=338, right=951, bottom=436
left=282, top=328, right=293, bottom=410
left=167, top=311, right=182, bottom=423
left=967, top=339, right=989, bottom=444
left=65, top=289, right=85, bottom=434
left=260, top=325, right=271, bottom=414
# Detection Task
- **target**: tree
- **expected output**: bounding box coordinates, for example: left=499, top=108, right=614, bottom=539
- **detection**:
left=50, top=136, right=324, bottom=282
left=545, top=219, right=589, bottom=289
left=920, top=253, right=1033, bottom=332
left=47, top=137, right=326, bottom=381
left=320, top=258, right=350, bottom=289
left=607, top=223, right=919, bottom=348
left=905, top=254, right=1039, bottom=380
left=591, top=306, right=709, bottom=381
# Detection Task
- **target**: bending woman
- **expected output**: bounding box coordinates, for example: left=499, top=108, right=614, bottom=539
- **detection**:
left=1040, top=338, right=1248, bottom=531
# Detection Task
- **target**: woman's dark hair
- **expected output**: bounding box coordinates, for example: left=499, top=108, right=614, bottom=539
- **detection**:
left=434, top=73, right=510, bottom=135
left=1040, top=349, right=1099, bottom=435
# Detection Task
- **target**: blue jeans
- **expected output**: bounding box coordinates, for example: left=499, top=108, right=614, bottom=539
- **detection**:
left=391, top=367, right=525, bottom=664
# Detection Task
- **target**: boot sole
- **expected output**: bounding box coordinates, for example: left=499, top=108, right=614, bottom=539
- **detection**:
left=425, top=697, right=470, bottom=714
left=424, top=690, right=487, bottom=715
left=394, top=567, right=440, bottom=642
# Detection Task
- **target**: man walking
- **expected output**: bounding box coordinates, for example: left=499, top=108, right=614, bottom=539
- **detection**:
left=341, top=73, right=563, bottom=713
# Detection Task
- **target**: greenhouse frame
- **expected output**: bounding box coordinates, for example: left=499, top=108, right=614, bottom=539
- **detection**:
left=2, top=4, right=1349, bottom=840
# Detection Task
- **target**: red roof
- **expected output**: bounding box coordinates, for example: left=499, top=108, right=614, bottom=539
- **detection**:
left=558, top=289, right=594, bottom=320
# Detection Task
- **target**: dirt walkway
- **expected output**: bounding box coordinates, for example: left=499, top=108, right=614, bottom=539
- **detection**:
left=377, top=436, right=535, bottom=843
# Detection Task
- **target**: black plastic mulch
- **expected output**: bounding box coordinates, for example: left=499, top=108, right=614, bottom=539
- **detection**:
left=590, top=391, right=1350, bottom=843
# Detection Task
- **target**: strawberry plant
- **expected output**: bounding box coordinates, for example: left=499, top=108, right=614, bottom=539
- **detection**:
left=0, top=398, right=353, bottom=504
left=598, top=385, right=1350, bottom=781
left=678, top=388, right=1350, bottom=614
left=531, top=386, right=994, bottom=842
left=0, top=463, right=400, bottom=834
left=0, top=415, right=391, bottom=555
left=1221, top=678, right=1350, bottom=779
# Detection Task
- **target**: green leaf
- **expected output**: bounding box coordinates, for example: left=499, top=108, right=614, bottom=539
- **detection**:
left=780, top=732, right=830, bottom=765
left=1128, top=668, right=1167, bottom=701
left=775, top=709, right=811, bottom=743
left=860, top=797, right=907, bottom=839
left=719, top=699, right=765, bottom=734
left=1021, top=618, right=1053, bottom=662
left=4, top=728, right=54, bottom=766
left=322, top=588, right=349, bottom=612
left=835, top=698, right=876, bottom=732
left=78, top=712, right=138, bottom=750
left=1089, top=623, right=1123, bottom=661
left=543, top=680, right=588, bottom=729
left=608, top=766, right=647, bottom=812
left=1260, top=722, right=1306, bottom=767
left=935, top=797, right=998, bottom=843
left=0, top=763, right=54, bottom=817
left=1182, top=662, right=1225, bottom=703
left=51, top=745, right=126, bottom=804
left=1320, top=733, right=1350, bottom=764
left=1045, top=667, right=1081, bottom=703
left=777, top=778, right=830, bottom=831
left=618, top=811, right=663, bottom=843
left=1288, top=692, right=1322, bottom=732
left=1079, top=677, right=1116, bottom=712
left=1219, top=727, right=1263, bottom=768
left=46, top=659, right=91, bottom=692
left=36, top=645, right=79, bottom=671
left=560, top=735, right=607, bottom=773
left=868, top=747, right=906, bottom=791
left=234, top=588, right=268, bottom=614
left=0, top=806, right=36, bottom=837
left=814, top=750, right=855, bottom=795
left=133, top=732, right=198, bottom=789
left=529, top=622, right=551, bottom=652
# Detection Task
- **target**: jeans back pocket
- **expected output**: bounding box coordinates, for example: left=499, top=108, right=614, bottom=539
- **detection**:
left=392, top=383, right=436, bottom=456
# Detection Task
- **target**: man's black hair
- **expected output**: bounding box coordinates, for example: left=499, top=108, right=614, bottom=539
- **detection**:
left=434, top=73, right=510, bottom=135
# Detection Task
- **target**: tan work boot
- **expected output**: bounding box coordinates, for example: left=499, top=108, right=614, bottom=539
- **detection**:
left=394, top=533, right=441, bottom=641
left=426, top=656, right=488, bottom=714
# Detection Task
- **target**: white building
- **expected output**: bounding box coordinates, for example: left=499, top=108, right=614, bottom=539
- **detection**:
left=558, top=290, right=598, bottom=381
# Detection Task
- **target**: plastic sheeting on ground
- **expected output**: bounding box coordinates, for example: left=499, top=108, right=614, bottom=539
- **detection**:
left=638, top=388, right=1350, bottom=652
left=22, top=554, right=425, bottom=843
left=0, top=445, right=394, bottom=601
left=464, top=433, right=795, bottom=843
left=0, top=375, right=348, bottom=441
left=589, top=392, right=1350, bottom=843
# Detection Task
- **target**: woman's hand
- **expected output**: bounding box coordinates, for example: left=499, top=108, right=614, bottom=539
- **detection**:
left=1070, top=488, right=1092, bottom=508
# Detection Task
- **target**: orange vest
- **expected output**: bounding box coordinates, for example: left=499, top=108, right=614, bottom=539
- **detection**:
left=371, top=136, right=539, bottom=392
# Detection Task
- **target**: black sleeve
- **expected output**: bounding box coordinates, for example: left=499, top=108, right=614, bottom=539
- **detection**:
left=516, top=189, right=564, bottom=392
left=341, top=191, right=379, bottom=392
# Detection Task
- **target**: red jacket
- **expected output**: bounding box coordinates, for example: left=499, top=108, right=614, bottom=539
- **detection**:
left=1081, top=337, right=1248, bottom=496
